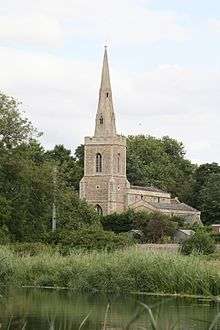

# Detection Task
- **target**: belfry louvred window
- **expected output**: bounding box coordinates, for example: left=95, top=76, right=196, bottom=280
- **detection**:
left=96, top=153, right=102, bottom=172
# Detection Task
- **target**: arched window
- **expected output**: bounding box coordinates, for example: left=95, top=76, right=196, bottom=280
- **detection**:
left=117, top=153, right=120, bottom=173
left=96, top=153, right=102, bottom=173
left=100, top=115, right=103, bottom=124
left=96, top=204, right=103, bottom=215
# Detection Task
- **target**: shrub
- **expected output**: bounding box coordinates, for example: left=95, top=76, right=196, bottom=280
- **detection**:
left=46, top=228, right=134, bottom=254
left=101, top=208, right=189, bottom=244
left=132, top=211, right=152, bottom=232
left=102, top=210, right=182, bottom=243
left=146, top=216, right=177, bottom=243
left=181, top=230, right=216, bottom=255
left=134, top=212, right=177, bottom=243
left=101, top=210, right=134, bottom=232
left=212, top=234, right=220, bottom=243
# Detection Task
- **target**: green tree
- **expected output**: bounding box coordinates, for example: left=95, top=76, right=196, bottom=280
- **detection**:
left=74, top=144, right=84, bottom=166
left=45, top=144, right=73, bottom=165
left=0, top=151, right=54, bottom=241
left=55, top=187, right=100, bottom=231
left=198, top=173, right=220, bottom=225
left=127, top=135, right=196, bottom=201
left=0, top=93, right=38, bottom=149
left=45, top=144, right=83, bottom=191
left=190, top=163, right=220, bottom=224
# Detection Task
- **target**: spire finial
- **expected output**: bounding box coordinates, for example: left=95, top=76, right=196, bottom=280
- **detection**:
left=100, top=45, right=111, bottom=91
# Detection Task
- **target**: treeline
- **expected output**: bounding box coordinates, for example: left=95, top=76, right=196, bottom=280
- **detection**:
left=0, top=92, right=219, bottom=243
left=0, top=93, right=99, bottom=243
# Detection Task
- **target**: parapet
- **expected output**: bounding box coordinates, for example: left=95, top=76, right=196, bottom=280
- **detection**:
left=84, top=134, right=126, bottom=146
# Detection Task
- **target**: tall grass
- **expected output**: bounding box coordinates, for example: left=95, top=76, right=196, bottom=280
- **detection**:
left=0, top=246, right=219, bottom=296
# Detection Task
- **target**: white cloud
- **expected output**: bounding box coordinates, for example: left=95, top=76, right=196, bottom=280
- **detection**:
left=0, top=0, right=219, bottom=164
left=0, top=14, right=63, bottom=47
left=0, top=0, right=190, bottom=46
left=0, top=45, right=219, bottom=164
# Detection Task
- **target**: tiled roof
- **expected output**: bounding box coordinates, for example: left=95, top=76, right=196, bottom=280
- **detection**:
left=177, top=229, right=195, bottom=235
left=130, top=185, right=165, bottom=193
left=150, top=201, right=199, bottom=213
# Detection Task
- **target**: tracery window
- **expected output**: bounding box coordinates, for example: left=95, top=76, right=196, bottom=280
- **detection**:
left=96, top=153, right=102, bottom=173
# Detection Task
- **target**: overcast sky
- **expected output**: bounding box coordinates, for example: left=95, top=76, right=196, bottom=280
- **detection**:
left=0, top=0, right=220, bottom=164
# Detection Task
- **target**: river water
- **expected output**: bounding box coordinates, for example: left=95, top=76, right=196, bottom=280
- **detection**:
left=0, top=288, right=219, bottom=329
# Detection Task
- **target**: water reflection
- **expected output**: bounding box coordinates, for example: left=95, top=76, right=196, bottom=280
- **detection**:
left=0, top=287, right=219, bottom=329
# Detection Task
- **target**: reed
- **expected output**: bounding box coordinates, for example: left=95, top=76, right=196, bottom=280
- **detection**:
left=0, top=247, right=219, bottom=296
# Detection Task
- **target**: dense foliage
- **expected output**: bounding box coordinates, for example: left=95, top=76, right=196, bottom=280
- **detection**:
left=102, top=210, right=181, bottom=243
left=126, top=135, right=196, bottom=201
left=0, top=92, right=99, bottom=243
left=45, top=228, right=133, bottom=254
left=190, top=164, right=220, bottom=225
left=101, top=209, right=135, bottom=233
left=181, top=230, right=216, bottom=255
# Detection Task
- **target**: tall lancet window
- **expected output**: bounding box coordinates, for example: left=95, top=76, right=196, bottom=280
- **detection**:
left=117, top=153, right=120, bottom=173
left=96, top=153, right=102, bottom=173
left=99, top=115, right=103, bottom=125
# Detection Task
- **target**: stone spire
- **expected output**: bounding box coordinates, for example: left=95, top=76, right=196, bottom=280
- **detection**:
left=94, top=47, right=117, bottom=137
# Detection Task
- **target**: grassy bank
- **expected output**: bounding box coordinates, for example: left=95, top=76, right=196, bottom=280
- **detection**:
left=0, top=247, right=219, bottom=296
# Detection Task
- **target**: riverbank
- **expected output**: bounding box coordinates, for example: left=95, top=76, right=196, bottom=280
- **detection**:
left=0, top=247, right=219, bottom=296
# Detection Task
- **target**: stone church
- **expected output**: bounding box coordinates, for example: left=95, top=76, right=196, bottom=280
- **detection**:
left=80, top=48, right=201, bottom=224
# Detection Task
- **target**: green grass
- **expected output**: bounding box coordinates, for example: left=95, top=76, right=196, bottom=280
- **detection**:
left=0, top=246, right=219, bottom=296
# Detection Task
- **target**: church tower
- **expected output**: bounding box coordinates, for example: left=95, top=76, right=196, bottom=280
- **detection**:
left=80, top=48, right=130, bottom=215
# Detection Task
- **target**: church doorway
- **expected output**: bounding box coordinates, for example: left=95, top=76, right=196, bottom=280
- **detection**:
left=96, top=204, right=103, bottom=215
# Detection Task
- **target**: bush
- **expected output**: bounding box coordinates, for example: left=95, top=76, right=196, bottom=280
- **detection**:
left=134, top=212, right=177, bottom=243
left=146, top=216, right=177, bottom=243
left=102, top=210, right=182, bottom=243
left=212, top=234, right=220, bottom=243
left=101, top=210, right=134, bottom=232
left=181, top=230, right=216, bottom=255
left=46, top=228, right=134, bottom=254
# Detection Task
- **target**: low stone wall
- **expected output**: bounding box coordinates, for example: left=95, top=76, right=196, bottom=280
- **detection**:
left=136, top=244, right=220, bottom=253
left=136, top=244, right=180, bottom=253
